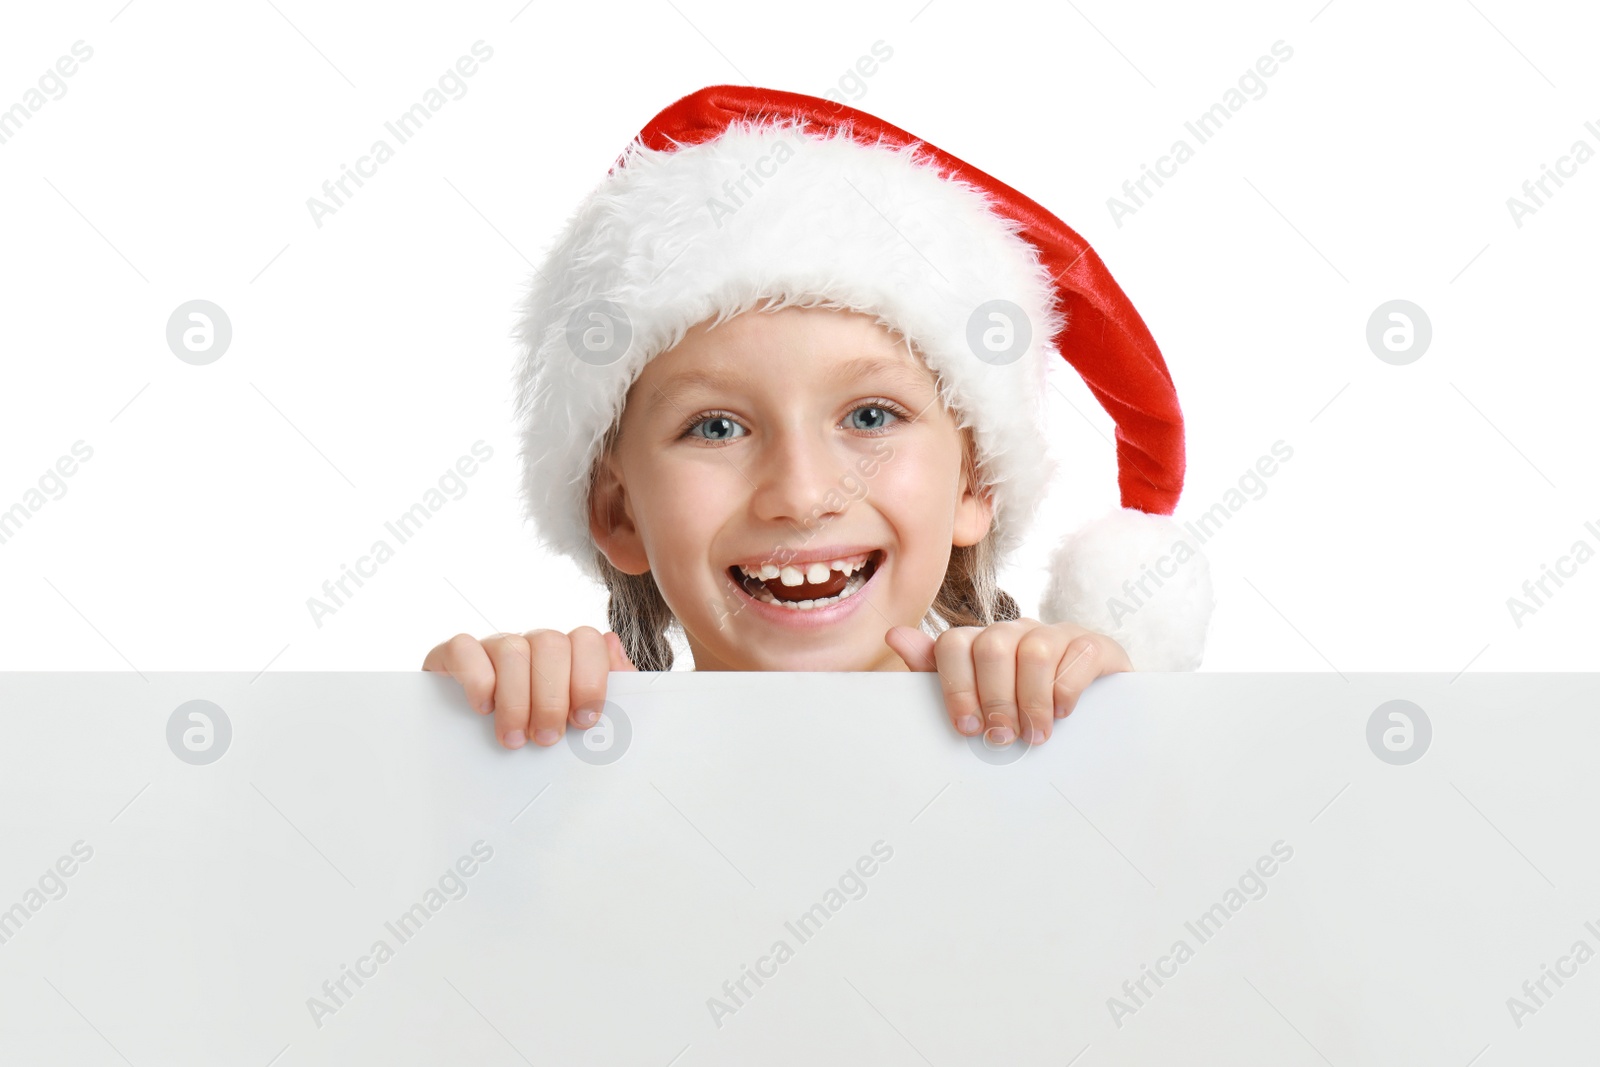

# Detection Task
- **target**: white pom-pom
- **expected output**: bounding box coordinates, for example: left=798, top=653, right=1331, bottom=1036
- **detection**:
left=1037, top=508, right=1215, bottom=671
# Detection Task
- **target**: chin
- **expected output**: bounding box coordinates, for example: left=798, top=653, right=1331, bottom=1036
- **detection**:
left=700, top=634, right=882, bottom=673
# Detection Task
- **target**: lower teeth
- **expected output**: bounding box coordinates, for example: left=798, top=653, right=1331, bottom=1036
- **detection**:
left=747, top=570, right=868, bottom=610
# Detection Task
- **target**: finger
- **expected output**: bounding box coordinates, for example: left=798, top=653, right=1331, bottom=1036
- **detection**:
left=482, top=633, right=533, bottom=749
left=884, top=626, right=936, bottom=671
left=525, top=628, right=573, bottom=746
left=1052, top=633, right=1134, bottom=718
left=1015, top=625, right=1071, bottom=743
left=932, top=627, right=983, bottom=737
left=567, top=626, right=610, bottom=729
left=972, top=621, right=1026, bottom=745
left=605, top=631, right=638, bottom=672
left=422, top=634, right=496, bottom=716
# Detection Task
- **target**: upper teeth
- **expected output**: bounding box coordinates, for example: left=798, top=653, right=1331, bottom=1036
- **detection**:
left=737, top=555, right=871, bottom=583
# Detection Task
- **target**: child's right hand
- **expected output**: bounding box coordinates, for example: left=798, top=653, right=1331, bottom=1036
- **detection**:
left=422, top=627, right=637, bottom=749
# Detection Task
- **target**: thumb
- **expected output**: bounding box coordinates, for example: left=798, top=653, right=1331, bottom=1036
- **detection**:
left=605, top=631, right=639, bottom=672
left=885, top=626, right=937, bottom=672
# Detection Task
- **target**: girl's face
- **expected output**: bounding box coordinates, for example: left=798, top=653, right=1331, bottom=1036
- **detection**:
left=590, top=306, right=993, bottom=671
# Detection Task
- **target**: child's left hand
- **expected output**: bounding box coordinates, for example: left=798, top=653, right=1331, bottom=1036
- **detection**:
left=885, top=621, right=1132, bottom=746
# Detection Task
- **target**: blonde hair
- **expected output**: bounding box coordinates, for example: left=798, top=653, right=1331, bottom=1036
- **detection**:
left=589, top=418, right=1018, bottom=671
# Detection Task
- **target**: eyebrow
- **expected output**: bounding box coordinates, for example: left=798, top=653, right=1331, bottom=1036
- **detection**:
left=646, top=355, right=934, bottom=416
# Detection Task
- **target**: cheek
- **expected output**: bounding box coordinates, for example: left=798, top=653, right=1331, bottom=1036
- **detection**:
left=869, top=440, right=962, bottom=532
left=631, top=458, right=737, bottom=572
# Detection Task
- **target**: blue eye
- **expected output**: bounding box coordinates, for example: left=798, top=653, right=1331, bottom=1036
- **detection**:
left=685, top=414, right=747, bottom=441
left=681, top=402, right=908, bottom=442
left=846, top=404, right=900, bottom=432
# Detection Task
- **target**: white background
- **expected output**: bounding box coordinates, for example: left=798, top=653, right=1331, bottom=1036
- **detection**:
left=1, top=0, right=1595, bottom=673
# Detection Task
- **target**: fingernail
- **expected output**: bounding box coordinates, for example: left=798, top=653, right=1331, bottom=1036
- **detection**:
left=575, top=705, right=599, bottom=727
left=1025, top=727, right=1045, bottom=744
left=956, top=714, right=980, bottom=734
left=478, top=699, right=492, bottom=715
left=987, top=726, right=1014, bottom=745
left=534, top=728, right=560, bottom=746
left=1054, top=704, right=1067, bottom=718
left=504, top=729, right=525, bottom=748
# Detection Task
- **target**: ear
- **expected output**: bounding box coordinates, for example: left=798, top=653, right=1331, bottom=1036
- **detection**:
left=588, top=453, right=652, bottom=575
left=951, top=462, right=995, bottom=549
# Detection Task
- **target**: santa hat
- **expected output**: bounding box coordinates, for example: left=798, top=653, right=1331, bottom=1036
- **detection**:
left=513, top=85, right=1213, bottom=670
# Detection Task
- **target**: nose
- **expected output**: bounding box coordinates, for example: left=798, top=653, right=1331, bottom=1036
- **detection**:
left=747, top=423, right=851, bottom=529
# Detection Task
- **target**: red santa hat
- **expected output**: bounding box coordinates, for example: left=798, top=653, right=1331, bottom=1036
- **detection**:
left=513, top=85, right=1214, bottom=669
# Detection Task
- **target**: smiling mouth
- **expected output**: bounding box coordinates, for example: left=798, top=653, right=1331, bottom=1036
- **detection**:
left=727, top=550, right=883, bottom=612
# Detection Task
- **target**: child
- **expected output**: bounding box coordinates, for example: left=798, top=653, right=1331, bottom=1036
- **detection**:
left=424, top=86, right=1213, bottom=750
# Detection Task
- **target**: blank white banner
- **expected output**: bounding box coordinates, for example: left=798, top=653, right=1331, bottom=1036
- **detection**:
left=1, top=671, right=1596, bottom=1065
